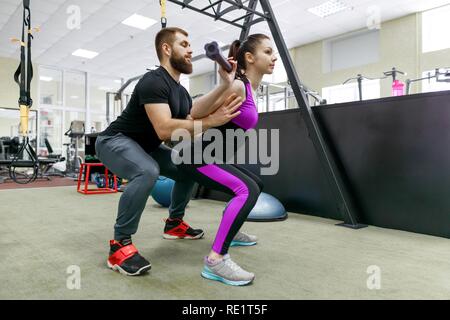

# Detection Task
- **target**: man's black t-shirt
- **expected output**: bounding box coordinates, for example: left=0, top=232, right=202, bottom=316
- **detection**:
left=101, top=66, right=192, bottom=153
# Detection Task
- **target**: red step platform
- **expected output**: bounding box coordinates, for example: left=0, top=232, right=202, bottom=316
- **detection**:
left=77, top=162, right=118, bottom=194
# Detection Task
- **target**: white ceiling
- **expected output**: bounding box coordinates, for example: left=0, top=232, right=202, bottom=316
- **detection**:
left=1, top=0, right=449, bottom=81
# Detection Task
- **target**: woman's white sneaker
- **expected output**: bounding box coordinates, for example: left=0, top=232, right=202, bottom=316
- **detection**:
left=201, top=254, right=255, bottom=286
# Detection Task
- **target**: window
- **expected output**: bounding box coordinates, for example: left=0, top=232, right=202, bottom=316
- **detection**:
left=89, top=75, right=122, bottom=130
left=65, top=71, right=86, bottom=108
left=323, top=30, right=380, bottom=73
left=39, top=108, right=62, bottom=154
left=180, top=75, right=190, bottom=92
left=421, top=70, right=450, bottom=93
left=89, top=75, right=122, bottom=113
left=38, top=67, right=90, bottom=155
left=322, top=80, right=380, bottom=104
left=0, top=108, right=37, bottom=138
left=90, top=113, right=107, bottom=133
left=422, top=5, right=450, bottom=53
left=206, top=72, right=216, bottom=91
left=39, top=67, right=62, bottom=106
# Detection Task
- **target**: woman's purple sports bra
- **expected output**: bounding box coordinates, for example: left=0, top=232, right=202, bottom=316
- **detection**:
left=230, top=80, right=258, bottom=130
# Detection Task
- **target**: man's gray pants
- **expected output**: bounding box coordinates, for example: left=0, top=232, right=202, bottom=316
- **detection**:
left=95, top=133, right=195, bottom=241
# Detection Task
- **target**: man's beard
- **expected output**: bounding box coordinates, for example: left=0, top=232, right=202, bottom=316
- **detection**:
left=170, top=53, right=193, bottom=74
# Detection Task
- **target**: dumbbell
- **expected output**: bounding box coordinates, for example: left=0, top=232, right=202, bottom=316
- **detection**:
left=204, top=41, right=232, bottom=72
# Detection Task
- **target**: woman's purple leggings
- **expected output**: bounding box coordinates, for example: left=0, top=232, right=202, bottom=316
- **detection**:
left=179, top=163, right=262, bottom=255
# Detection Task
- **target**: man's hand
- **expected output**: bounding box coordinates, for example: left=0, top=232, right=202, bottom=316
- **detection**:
left=206, top=93, right=242, bottom=127
left=218, top=58, right=238, bottom=87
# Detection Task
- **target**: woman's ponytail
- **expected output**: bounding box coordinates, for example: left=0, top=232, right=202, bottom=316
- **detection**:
left=228, top=39, right=247, bottom=82
left=228, top=40, right=241, bottom=61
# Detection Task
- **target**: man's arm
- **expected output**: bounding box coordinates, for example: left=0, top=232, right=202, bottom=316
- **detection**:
left=190, top=80, right=245, bottom=119
left=145, top=93, right=243, bottom=141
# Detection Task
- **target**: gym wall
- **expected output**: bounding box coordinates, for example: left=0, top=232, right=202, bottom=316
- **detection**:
left=296, top=12, right=450, bottom=96
left=295, top=14, right=421, bottom=97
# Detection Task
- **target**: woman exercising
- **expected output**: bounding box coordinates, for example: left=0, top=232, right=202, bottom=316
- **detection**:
left=177, top=34, right=277, bottom=286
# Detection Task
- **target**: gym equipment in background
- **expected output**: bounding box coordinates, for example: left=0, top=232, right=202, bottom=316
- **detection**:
left=383, top=67, right=407, bottom=96
left=247, top=192, right=287, bottom=222
left=383, top=67, right=406, bottom=82
left=93, top=173, right=122, bottom=189
left=303, top=89, right=327, bottom=106
left=0, top=137, right=20, bottom=160
left=406, top=68, right=450, bottom=94
left=9, top=0, right=40, bottom=184
left=64, top=120, right=84, bottom=177
left=342, top=67, right=408, bottom=101
left=151, top=176, right=175, bottom=207
left=106, top=90, right=130, bottom=126
left=342, top=74, right=379, bottom=101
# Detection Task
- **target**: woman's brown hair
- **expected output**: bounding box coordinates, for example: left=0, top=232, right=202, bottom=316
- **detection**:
left=228, top=33, right=270, bottom=83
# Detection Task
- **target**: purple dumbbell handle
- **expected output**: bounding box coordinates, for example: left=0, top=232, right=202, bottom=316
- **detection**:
left=204, top=41, right=232, bottom=72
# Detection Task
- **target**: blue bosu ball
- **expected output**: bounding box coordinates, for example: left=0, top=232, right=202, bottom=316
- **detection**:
left=151, top=176, right=174, bottom=207
left=247, top=192, right=287, bottom=222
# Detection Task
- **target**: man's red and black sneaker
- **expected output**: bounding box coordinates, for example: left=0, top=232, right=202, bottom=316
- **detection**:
left=107, top=239, right=151, bottom=276
left=163, top=218, right=204, bottom=240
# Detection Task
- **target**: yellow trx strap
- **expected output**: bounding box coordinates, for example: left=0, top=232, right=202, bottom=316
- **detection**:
left=10, top=0, right=39, bottom=184
left=160, top=0, right=167, bottom=28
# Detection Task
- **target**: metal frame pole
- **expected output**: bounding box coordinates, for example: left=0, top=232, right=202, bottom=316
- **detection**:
left=106, top=92, right=110, bottom=125
left=284, top=86, right=288, bottom=110
left=357, top=75, right=363, bottom=101
left=239, top=0, right=258, bottom=41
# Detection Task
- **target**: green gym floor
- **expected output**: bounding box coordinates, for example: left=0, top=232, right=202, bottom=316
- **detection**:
left=1, top=186, right=450, bottom=300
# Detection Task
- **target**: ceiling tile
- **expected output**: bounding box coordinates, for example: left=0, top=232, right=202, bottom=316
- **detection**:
left=0, top=0, right=448, bottom=79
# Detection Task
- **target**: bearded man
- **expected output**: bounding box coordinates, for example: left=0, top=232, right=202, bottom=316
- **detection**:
left=95, top=27, right=245, bottom=276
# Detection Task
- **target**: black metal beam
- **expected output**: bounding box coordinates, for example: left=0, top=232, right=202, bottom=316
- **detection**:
left=167, top=0, right=244, bottom=28
left=231, top=13, right=251, bottom=24
left=221, top=0, right=268, bottom=19
left=239, top=0, right=258, bottom=40
left=201, top=0, right=222, bottom=14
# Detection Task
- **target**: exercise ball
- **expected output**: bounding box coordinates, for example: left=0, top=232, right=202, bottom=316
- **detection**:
left=151, top=176, right=174, bottom=207
left=247, top=192, right=287, bottom=222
